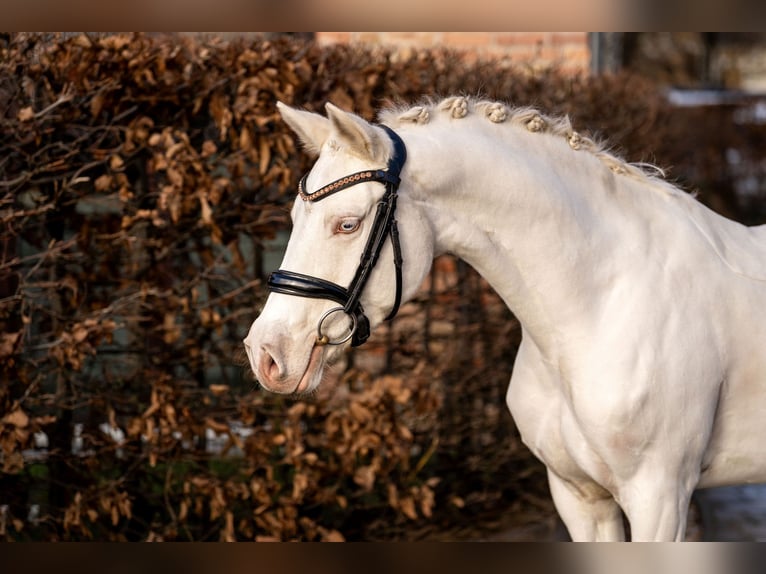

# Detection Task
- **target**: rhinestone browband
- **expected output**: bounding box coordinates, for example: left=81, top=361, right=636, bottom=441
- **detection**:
left=298, top=169, right=401, bottom=202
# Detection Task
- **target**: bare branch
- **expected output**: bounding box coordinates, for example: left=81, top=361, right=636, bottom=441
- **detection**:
left=33, top=84, right=75, bottom=119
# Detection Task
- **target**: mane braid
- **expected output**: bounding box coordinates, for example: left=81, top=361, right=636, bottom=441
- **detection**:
left=378, top=96, right=681, bottom=196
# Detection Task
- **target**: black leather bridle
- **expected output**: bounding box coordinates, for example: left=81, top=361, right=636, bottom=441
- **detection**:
left=266, top=125, right=406, bottom=347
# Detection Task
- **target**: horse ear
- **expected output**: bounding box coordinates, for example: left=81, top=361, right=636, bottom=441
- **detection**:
left=325, top=102, right=385, bottom=162
left=276, top=102, right=330, bottom=157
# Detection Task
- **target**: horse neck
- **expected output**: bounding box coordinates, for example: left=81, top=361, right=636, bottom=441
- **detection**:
left=403, top=122, right=630, bottom=357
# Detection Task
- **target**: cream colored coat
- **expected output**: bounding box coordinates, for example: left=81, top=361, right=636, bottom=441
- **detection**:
left=244, top=98, right=766, bottom=541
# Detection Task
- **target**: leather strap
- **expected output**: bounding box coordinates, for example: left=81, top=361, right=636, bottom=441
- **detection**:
left=387, top=217, right=403, bottom=320
left=267, top=270, right=350, bottom=307
left=299, top=169, right=399, bottom=202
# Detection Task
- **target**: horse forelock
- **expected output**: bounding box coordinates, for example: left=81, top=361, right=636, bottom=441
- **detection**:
left=377, top=96, right=682, bottom=197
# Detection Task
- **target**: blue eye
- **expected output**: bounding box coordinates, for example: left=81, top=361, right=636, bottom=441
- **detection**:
left=336, top=219, right=360, bottom=234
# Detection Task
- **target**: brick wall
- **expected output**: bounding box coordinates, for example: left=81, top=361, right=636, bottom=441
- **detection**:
left=315, top=32, right=591, bottom=73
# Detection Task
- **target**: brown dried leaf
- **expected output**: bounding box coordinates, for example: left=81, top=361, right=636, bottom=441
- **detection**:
left=287, top=403, right=306, bottom=418
left=387, top=483, right=399, bottom=509
left=353, top=465, right=376, bottom=492
left=205, top=417, right=229, bottom=434
left=178, top=499, right=189, bottom=522
left=3, top=408, right=29, bottom=429
left=349, top=402, right=371, bottom=423
left=94, top=174, right=112, bottom=191
left=239, top=127, right=252, bottom=152
left=319, top=528, right=345, bottom=542
left=292, top=472, right=309, bottom=500
left=419, top=486, right=435, bottom=518
left=73, top=34, right=92, bottom=48
left=90, top=93, right=104, bottom=118
left=32, top=415, right=56, bottom=426
left=119, top=494, right=132, bottom=520
left=199, top=194, right=213, bottom=225
left=208, top=384, right=229, bottom=396
left=164, top=403, right=177, bottom=427
left=166, top=142, right=186, bottom=159
left=142, top=389, right=160, bottom=419
left=201, top=140, right=217, bottom=158
left=3, top=451, right=23, bottom=474
left=163, top=312, right=180, bottom=344
left=0, top=331, right=21, bottom=358
left=101, top=34, right=131, bottom=51
left=127, top=417, right=143, bottom=437
left=72, top=324, right=89, bottom=343
left=166, top=168, right=183, bottom=189
left=399, top=496, right=418, bottom=520
left=17, top=107, right=34, bottom=122
left=393, top=387, right=412, bottom=404
left=221, top=511, right=235, bottom=542
left=397, top=424, right=413, bottom=441
left=258, top=136, right=271, bottom=176
left=14, top=428, right=29, bottom=443
left=109, top=155, right=124, bottom=171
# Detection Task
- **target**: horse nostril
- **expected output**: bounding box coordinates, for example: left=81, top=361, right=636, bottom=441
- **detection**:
left=260, top=347, right=282, bottom=382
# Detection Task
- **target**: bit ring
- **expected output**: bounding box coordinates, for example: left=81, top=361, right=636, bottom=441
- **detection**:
left=316, top=307, right=357, bottom=346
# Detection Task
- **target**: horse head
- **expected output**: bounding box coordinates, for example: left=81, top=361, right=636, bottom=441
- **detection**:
left=243, top=102, right=434, bottom=394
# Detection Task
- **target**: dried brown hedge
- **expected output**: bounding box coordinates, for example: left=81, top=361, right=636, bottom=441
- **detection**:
left=2, top=32, right=760, bottom=541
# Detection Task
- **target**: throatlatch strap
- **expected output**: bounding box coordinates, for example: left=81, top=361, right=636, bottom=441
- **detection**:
left=386, top=217, right=403, bottom=321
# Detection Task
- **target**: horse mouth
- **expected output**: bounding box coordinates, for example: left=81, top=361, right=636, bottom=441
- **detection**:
left=293, top=344, right=325, bottom=395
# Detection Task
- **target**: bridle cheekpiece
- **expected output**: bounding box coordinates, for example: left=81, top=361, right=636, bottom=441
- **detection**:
left=266, top=125, right=406, bottom=347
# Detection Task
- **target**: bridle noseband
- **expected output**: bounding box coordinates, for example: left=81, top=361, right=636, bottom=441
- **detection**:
left=267, top=125, right=406, bottom=347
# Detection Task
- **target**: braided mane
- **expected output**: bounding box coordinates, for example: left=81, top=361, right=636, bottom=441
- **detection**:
left=378, top=96, right=682, bottom=196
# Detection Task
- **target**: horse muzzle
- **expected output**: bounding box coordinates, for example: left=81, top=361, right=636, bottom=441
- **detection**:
left=243, top=326, right=328, bottom=395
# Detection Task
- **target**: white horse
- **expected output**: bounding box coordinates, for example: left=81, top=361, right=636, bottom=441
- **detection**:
left=244, top=96, right=766, bottom=541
